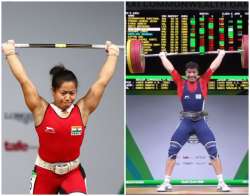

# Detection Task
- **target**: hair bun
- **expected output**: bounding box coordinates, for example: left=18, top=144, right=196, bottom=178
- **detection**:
left=50, top=64, right=66, bottom=76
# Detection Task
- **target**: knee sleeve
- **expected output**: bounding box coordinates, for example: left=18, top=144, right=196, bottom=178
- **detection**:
left=168, top=141, right=182, bottom=159
left=205, top=141, right=219, bottom=160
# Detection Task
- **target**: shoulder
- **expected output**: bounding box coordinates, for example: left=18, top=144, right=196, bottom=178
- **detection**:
left=74, top=104, right=81, bottom=113
left=33, top=100, right=49, bottom=126
left=76, top=99, right=89, bottom=115
left=201, top=68, right=213, bottom=79
left=171, top=69, right=180, bottom=77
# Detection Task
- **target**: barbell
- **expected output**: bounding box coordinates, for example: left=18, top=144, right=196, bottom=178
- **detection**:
left=4, top=36, right=249, bottom=73
left=13, top=43, right=124, bottom=49
left=127, top=35, right=248, bottom=73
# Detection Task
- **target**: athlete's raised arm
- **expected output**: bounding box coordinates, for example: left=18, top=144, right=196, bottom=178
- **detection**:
left=77, top=41, right=119, bottom=116
left=2, top=40, right=47, bottom=119
left=159, top=52, right=175, bottom=73
left=209, top=49, right=226, bottom=72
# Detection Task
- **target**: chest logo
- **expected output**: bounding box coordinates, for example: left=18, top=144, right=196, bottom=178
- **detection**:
left=71, top=126, right=82, bottom=136
left=45, top=126, right=56, bottom=134
left=195, top=94, right=202, bottom=99
left=184, top=95, right=190, bottom=99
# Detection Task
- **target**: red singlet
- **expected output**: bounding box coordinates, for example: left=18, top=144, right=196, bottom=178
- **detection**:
left=171, top=68, right=213, bottom=98
left=35, top=104, right=85, bottom=163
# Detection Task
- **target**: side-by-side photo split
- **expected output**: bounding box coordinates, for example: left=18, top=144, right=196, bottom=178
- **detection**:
left=1, top=0, right=249, bottom=195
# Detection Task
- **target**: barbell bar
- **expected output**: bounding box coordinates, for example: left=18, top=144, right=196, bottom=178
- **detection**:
left=14, top=43, right=124, bottom=49
left=143, top=50, right=243, bottom=57
left=127, top=34, right=248, bottom=73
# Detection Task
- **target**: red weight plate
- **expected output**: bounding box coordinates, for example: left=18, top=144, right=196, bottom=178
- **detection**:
left=131, top=40, right=142, bottom=73
left=138, top=40, right=145, bottom=73
left=131, top=40, right=145, bottom=73
left=134, top=40, right=144, bottom=73
left=130, top=40, right=138, bottom=73
left=241, top=35, right=248, bottom=69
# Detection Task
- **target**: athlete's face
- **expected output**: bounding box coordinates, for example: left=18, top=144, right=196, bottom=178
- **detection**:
left=52, top=81, right=77, bottom=110
left=186, top=68, right=199, bottom=83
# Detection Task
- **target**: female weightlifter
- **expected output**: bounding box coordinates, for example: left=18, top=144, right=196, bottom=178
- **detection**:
left=2, top=40, right=119, bottom=194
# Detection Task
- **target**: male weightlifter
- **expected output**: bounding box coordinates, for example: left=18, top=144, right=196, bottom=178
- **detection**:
left=157, top=50, right=231, bottom=192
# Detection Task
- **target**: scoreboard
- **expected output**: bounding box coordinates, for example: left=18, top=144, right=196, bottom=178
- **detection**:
left=126, top=2, right=248, bottom=94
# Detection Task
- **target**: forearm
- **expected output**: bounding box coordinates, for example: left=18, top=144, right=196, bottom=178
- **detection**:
left=97, top=55, right=118, bottom=86
left=159, top=54, right=175, bottom=73
left=6, top=54, right=30, bottom=84
left=6, top=54, right=42, bottom=112
left=78, top=55, right=118, bottom=115
left=209, top=53, right=225, bottom=72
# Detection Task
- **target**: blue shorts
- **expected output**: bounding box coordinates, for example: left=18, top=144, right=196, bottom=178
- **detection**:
left=171, top=118, right=216, bottom=145
left=168, top=117, right=218, bottom=159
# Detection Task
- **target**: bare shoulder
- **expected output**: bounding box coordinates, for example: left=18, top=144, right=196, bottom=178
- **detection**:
left=33, top=97, right=49, bottom=126
left=76, top=98, right=85, bottom=111
left=76, top=98, right=89, bottom=115
left=76, top=98, right=89, bottom=125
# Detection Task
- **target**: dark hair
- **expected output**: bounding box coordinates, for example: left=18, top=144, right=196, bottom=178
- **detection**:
left=50, top=64, right=78, bottom=90
left=185, top=61, right=199, bottom=70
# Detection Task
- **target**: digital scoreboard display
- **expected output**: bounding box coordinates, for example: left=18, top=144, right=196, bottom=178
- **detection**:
left=126, top=2, right=248, bottom=94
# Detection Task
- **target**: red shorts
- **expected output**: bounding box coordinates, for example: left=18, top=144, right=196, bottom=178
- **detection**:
left=30, top=164, right=87, bottom=194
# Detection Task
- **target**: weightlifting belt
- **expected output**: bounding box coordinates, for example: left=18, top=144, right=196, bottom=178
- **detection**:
left=35, top=155, right=80, bottom=175
left=180, top=111, right=208, bottom=121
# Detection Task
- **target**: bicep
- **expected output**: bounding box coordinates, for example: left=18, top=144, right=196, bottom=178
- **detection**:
left=171, top=69, right=182, bottom=84
left=77, top=80, right=106, bottom=115
left=20, top=80, right=44, bottom=112
left=201, top=68, right=213, bottom=81
left=169, top=70, right=183, bottom=97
